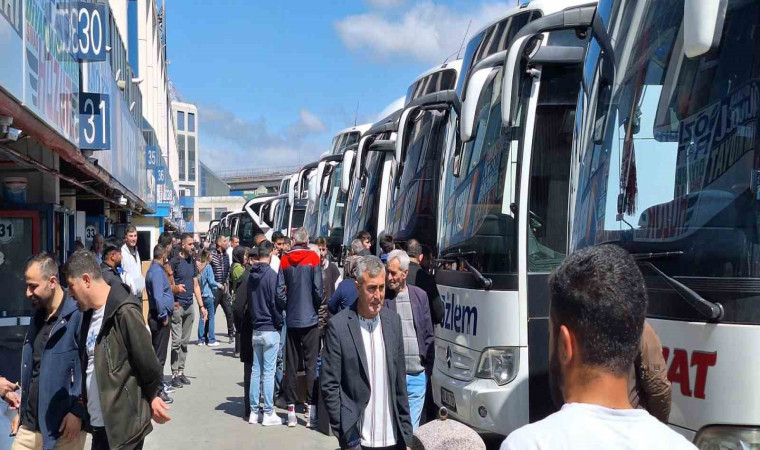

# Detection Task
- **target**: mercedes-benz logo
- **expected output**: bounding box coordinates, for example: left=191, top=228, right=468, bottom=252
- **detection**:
left=446, top=346, right=452, bottom=369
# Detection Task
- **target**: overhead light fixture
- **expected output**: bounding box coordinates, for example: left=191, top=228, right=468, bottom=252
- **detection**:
left=118, top=195, right=127, bottom=206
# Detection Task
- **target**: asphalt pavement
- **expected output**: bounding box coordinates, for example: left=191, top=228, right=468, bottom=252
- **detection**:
left=143, top=305, right=337, bottom=450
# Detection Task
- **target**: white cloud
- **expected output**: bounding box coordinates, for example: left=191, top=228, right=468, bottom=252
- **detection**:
left=197, top=104, right=329, bottom=171
left=335, top=2, right=512, bottom=64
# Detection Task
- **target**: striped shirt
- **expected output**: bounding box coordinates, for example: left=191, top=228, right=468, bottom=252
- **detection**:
left=359, top=314, right=396, bottom=448
left=210, top=249, right=230, bottom=284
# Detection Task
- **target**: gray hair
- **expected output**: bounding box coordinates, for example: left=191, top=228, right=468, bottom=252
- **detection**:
left=350, top=239, right=365, bottom=255
left=355, top=255, right=385, bottom=284
left=387, top=249, right=410, bottom=271
left=293, top=227, right=309, bottom=245
left=344, top=255, right=360, bottom=279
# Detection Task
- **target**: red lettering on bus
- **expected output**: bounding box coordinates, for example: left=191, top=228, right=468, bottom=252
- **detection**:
left=661, top=347, right=717, bottom=399
left=667, top=348, right=693, bottom=397
left=691, top=351, right=717, bottom=399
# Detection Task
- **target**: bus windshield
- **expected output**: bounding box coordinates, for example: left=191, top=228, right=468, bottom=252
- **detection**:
left=438, top=67, right=525, bottom=274
left=571, top=0, right=760, bottom=324
left=387, top=108, right=449, bottom=249
left=344, top=147, right=386, bottom=248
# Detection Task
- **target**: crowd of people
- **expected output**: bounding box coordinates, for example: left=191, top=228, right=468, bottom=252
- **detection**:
left=0, top=224, right=697, bottom=450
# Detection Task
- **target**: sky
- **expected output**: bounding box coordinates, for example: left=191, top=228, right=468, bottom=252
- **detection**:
left=167, top=0, right=520, bottom=172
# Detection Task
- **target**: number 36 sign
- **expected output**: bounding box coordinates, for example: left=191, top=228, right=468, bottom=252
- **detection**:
left=79, top=92, right=110, bottom=150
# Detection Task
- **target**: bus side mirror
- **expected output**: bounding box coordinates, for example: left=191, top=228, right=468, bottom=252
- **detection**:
left=308, top=174, right=318, bottom=203
left=683, top=0, right=727, bottom=58
left=460, top=68, right=492, bottom=142
left=501, top=4, right=599, bottom=127
left=316, top=161, right=327, bottom=196
left=288, top=176, right=296, bottom=206
left=394, top=108, right=416, bottom=163
left=341, top=149, right=356, bottom=194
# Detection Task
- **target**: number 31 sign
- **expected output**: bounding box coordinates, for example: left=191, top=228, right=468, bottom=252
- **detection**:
left=79, top=92, right=110, bottom=150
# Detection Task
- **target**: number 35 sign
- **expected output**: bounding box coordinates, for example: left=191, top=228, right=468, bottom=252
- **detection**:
left=79, top=92, right=110, bottom=150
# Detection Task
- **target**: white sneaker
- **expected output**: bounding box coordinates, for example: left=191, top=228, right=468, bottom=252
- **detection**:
left=305, top=405, right=317, bottom=429
left=207, top=341, right=220, bottom=347
left=262, top=411, right=283, bottom=427
left=196, top=341, right=205, bottom=346
left=248, top=411, right=258, bottom=425
left=287, top=405, right=297, bottom=427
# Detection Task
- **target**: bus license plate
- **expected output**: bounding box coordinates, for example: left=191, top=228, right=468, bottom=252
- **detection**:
left=440, top=387, right=457, bottom=412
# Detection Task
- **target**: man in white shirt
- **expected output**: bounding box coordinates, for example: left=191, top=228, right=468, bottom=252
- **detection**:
left=501, top=245, right=695, bottom=450
left=227, top=236, right=239, bottom=266
left=255, top=234, right=279, bottom=273
left=120, top=226, right=145, bottom=298
left=321, top=256, right=413, bottom=449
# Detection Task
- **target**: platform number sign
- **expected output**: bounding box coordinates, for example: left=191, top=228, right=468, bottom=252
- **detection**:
left=146, top=146, right=158, bottom=169
left=79, top=93, right=110, bottom=150
left=85, top=225, right=97, bottom=240
left=74, top=2, right=107, bottom=61
left=155, top=167, right=166, bottom=185
left=0, top=219, right=16, bottom=244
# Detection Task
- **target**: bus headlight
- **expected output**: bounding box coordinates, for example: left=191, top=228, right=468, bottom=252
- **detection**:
left=475, top=347, right=519, bottom=386
left=695, top=426, right=760, bottom=449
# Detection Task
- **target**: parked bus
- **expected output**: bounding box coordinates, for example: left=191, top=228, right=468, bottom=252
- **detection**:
left=386, top=60, right=462, bottom=254
left=341, top=107, right=403, bottom=259
left=432, top=0, right=597, bottom=435
left=566, top=0, right=760, bottom=445
left=315, top=124, right=372, bottom=259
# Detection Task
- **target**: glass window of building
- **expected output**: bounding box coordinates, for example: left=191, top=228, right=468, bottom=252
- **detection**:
left=199, top=208, right=212, bottom=222
left=177, top=111, right=185, bottom=131
left=188, top=113, right=195, bottom=132
left=188, top=136, right=196, bottom=182
left=182, top=208, right=194, bottom=222
left=178, top=136, right=186, bottom=181
left=214, top=208, right=227, bottom=220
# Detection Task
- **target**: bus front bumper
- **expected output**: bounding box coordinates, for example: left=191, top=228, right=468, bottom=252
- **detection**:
left=431, top=362, right=529, bottom=436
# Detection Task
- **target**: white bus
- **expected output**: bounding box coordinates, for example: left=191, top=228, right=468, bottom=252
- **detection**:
left=385, top=60, right=462, bottom=253
left=566, top=0, right=760, bottom=445
left=432, top=0, right=599, bottom=436
left=314, top=124, right=371, bottom=258
left=341, top=108, right=403, bottom=258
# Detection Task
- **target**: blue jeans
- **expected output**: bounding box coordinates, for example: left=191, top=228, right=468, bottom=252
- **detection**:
left=407, top=371, right=427, bottom=430
left=198, top=297, right=216, bottom=343
left=275, top=320, right=286, bottom=395
left=250, top=330, right=280, bottom=414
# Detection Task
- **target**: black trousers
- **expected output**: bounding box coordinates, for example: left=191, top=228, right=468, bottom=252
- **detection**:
left=148, top=315, right=171, bottom=370
left=209, top=287, right=235, bottom=337
left=91, top=427, right=143, bottom=450
left=243, top=361, right=252, bottom=419
left=283, top=325, right=320, bottom=406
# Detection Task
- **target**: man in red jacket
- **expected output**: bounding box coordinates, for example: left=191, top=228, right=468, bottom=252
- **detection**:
left=279, top=228, right=323, bottom=428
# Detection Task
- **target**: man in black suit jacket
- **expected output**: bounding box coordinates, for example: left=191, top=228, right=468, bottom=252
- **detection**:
left=321, top=256, right=413, bottom=450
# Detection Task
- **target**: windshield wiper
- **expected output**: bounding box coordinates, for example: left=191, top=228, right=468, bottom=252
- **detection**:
left=441, top=251, right=493, bottom=290
left=634, top=254, right=724, bottom=322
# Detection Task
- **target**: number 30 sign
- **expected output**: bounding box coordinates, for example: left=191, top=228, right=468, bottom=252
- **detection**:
left=79, top=92, right=110, bottom=150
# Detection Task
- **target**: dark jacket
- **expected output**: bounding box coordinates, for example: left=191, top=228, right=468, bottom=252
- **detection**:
left=327, top=279, right=358, bottom=315
left=248, top=262, right=286, bottom=332
left=20, top=294, right=85, bottom=450
left=407, top=262, right=444, bottom=325
left=629, top=321, right=671, bottom=423
left=384, top=285, right=435, bottom=375
left=280, top=245, right=323, bottom=328
left=321, top=306, right=413, bottom=449
left=319, top=260, right=341, bottom=333
left=80, top=282, right=162, bottom=450
left=100, top=262, right=124, bottom=289
left=233, top=268, right=253, bottom=363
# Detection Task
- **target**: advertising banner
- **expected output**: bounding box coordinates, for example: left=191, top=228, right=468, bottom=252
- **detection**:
left=24, top=0, right=80, bottom=144
left=0, top=0, right=24, bottom=101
